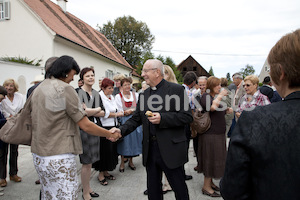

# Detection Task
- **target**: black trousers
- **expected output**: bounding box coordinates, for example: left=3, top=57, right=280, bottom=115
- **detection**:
left=0, top=143, right=19, bottom=179
left=146, top=141, right=189, bottom=200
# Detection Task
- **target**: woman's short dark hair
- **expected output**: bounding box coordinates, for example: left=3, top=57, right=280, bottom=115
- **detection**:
left=80, top=67, right=94, bottom=81
left=101, top=78, right=114, bottom=89
left=46, top=55, right=80, bottom=79
left=0, top=86, right=7, bottom=96
left=183, top=71, right=197, bottom=85
left=121, top=77, right=132, bottom=86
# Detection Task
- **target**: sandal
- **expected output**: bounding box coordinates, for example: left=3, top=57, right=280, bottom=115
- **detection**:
left=98, top=178, right=108, bottom=186
left=211, top=185, right=220, bottom=191
left=104, top=175, right=116, bottom=180
left=128, top=163, right=136, bottom=170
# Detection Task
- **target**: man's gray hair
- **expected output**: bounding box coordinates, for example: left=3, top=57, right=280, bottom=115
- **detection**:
left=198, top=76, right=207, bottom=81
left=232, top=72, right=243, bottom=80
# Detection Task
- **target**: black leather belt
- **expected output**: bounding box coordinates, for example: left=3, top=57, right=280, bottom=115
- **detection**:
left=150, top=135, right=157, bottom=141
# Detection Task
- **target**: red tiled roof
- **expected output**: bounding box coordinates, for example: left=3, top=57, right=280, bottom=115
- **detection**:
left=132, top=69, right=141, bottom=78
left=23, top=0, right=132, bottom=70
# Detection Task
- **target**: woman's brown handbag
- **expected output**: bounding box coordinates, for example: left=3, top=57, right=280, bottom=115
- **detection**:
left=0, top=94, right=32, bottom=146
left=191, top=109, right=211, bottom=134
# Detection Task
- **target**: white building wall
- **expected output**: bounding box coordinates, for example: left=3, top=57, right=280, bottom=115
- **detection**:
left=0, top=0, right=55, bottom=67
left=258, top=59, right=270, bottom=83
left=53, top=38, right=131, bottom=90
left=0, top=61, right=44, bottom=95
left=0, top=0, right=133, bottom=92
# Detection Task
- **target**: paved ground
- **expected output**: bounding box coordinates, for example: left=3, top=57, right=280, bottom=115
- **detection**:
left=0, top=141, right=224, bottom=200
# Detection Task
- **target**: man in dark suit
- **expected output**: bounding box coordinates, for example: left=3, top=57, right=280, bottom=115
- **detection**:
left=112, top=59, right=193, bottom=200
left=259, top=76, right=281, bottom=103
left=220, top=29, right=300, bottom=200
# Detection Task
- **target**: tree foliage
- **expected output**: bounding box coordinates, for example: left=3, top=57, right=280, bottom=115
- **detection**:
left=164, top=56, right=183, bottom=84
left=97, top=15, right=155, bottom=67
left=226, top=72, right=231, bottom=82
left=0, top=56, right=42, bottom=66
left=208, top=66, right=215, bottom=76
left=136, top=51, right=155, bottom=75
left=240, top=64, right=255, bottom=78
left=135, top=53, right=183, bottom=83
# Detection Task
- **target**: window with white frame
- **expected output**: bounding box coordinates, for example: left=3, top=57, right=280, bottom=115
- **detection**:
left=105, top=70, right=114, bottom=80
left=0, top=0, right=10, bottom=20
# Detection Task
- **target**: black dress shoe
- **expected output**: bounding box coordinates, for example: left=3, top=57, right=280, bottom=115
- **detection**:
left=185, top=175, right=193, bottom=180
left=143, top=189, right=148, bottom=195
left=144, top=189, right=169, bottom=195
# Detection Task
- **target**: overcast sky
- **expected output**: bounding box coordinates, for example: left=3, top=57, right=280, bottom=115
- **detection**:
left=52, top=0, right=300, bottom=78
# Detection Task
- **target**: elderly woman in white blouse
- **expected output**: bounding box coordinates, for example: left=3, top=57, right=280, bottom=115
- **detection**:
left=92, top=78, right=124, bottom=186
left=0, top=79, right=25, bottom=187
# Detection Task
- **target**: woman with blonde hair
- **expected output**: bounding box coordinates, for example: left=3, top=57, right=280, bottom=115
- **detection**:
left=0, top=79, right=25, bottom=187
left=235, top=75, right=270, bottom=119
left=164, top=65, right=178, bottom=84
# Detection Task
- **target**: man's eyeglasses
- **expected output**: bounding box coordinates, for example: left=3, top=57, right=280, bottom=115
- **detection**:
left=142, top=68, right=157, bottom=73
left=243, top=84, right=252, bottom=87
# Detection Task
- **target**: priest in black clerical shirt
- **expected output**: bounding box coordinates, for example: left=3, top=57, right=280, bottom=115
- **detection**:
left=112, top=59, right=193, bottom=200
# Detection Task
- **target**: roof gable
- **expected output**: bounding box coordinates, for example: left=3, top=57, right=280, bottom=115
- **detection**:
left=177, top=55, right=210, bottom=77
left=23, top=0, right=132, bottom=70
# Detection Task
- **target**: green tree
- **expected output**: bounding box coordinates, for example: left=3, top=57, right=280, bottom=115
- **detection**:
left=136, top=51, right=155, bottom=75
left=156, top=54, right=165, bottom=63
left=208, top=66, right=214, bottom=76
left=164, top=56, right=183, bottom=83
left=226, top=72, right=231, bottom=82
left=97, top=15, right=155, bottom=67
left=240, top=64, right=255, bottom=78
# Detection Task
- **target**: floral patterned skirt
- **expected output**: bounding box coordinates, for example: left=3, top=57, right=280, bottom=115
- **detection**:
left=32, top=153, right=79, bottom=200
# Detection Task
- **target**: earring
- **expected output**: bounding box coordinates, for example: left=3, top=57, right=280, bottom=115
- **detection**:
left=66, top=74, right=69, bottom=78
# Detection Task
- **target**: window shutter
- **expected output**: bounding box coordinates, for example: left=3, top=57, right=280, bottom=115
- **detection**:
left=4, top=1, right=9, bottom=19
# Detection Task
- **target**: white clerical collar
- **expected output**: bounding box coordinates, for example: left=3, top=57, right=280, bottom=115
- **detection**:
left=151, top=86, right=157, bottom=90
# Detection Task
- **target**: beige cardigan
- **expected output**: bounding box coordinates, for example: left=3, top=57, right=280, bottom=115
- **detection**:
left=30, top=78, right=86, bottom=156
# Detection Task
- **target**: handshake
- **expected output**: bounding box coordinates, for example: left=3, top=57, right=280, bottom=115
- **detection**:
left=107, top=127, right=122, bottom=142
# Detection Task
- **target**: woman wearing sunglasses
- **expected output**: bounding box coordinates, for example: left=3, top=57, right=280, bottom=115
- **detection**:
left=235, top=75, right=270, bottom=119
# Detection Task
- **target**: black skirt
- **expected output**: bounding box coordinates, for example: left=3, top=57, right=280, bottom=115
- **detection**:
left=92, top=126, right=118, bottom=171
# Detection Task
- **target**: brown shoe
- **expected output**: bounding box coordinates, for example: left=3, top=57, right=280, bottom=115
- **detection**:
left=0, top=179, right=7, bottom=187
left=9, top=175, right=22, bottom=182
left=35, top=179, right=40, bottom=184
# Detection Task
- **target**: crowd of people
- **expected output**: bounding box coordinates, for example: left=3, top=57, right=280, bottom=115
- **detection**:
left=0, top=29, right=300, bottom=200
